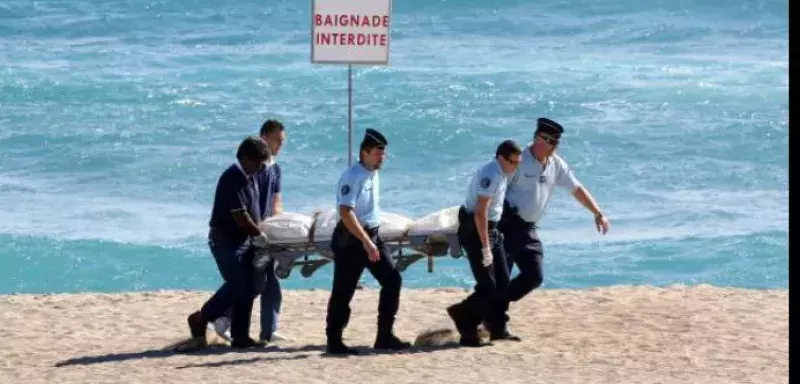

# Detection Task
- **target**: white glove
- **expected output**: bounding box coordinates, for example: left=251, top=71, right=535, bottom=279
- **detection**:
left=253, top=247, right=273, bottom=270
left=252, top=232, right=270, bottom=248
left=481, top=246, right=493, bottom=267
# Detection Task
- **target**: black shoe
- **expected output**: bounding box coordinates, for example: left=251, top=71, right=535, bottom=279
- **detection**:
left=374, top=334, right=412, bottom=350
left=187, top=311, right=207, bottom=340
left=483, top=320, right=522, bottom=342
left=447, top=304, right=478, bottom=340
left=459, top=335, right=491, bottom=347
left=231, top=337, right=267, bottom=349
left=326, top=340, right=360, bottom=355
left=490, top=329, right=522, bottom=342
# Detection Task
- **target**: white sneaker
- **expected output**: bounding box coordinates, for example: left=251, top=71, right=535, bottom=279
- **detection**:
left=208, top=317, right=232, bottom=342
left=267, top=332, right=291, bottom=342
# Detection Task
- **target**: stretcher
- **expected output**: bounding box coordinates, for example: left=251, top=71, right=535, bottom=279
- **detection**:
left=252, top=207, right=463, bottom=279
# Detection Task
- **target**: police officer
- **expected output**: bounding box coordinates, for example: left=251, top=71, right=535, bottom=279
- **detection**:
left=185, top=136, right=272, bottom=349
left=325, top=128, right=412, bottom=355
left=447, top=140, right=523, bottom=347
left=493, top=118, right=610, bottom=339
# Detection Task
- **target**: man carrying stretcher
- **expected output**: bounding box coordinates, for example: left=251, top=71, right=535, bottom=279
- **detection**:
left=324, top=128, right=413, bottom=355
left=447, top=140, right=523, bottom=347
left=185, top=136, right=272, bottom=349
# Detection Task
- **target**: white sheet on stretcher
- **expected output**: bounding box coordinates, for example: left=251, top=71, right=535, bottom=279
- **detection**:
left=257, top=212, right=314, bottom=244
left=311, top=209, right=339, bottom=241
left=311, top=209, right=413, bottom=242
left=407, top=206, right=460, bottom=242
left=259, top=206, right=460, bottom=246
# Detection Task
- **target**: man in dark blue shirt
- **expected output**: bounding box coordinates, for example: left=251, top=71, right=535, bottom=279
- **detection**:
left=185, top=136, right=271, bottom=349
left=209, top=119, right=289, bottom=344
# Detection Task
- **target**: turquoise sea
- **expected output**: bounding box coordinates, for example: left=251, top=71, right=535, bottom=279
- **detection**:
left=0, top=0, right=788, bottom=293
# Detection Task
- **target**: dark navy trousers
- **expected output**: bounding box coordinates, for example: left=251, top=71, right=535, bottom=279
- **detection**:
left=200, top=230, right=257, bottom=342
left=498, top=202, right=544, bottom=304
left=455, top=206, right=511, bottom=333
left=325, top=222, right=403, bottom=339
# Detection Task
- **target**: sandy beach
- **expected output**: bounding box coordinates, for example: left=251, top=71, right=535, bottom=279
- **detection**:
left=0, top=285, right=787, bottom=384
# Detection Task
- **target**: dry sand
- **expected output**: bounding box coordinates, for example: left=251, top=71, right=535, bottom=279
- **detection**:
left=0, top=285, right=787, bottom=384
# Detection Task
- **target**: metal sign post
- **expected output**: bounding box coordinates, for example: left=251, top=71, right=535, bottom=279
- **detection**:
left=348, top=64, right=352, bottom=165
left=310, top=0, right=392, bottom=166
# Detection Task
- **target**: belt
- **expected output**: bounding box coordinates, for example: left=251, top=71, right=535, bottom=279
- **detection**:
left=499, top=215, right=536, bottom=231
left=333, top=220, right=379, bottom=236
left=208, top=227, right=249, bottom=247
left=511, top=213, right=536, bottom=229
left=364, top=225, right=379, bottom=236
left=459, top=205, right=498, bottom=229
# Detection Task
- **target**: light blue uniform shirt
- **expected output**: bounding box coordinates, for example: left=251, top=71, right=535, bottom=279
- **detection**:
left=505, top=148, right=582, bottom=223
left=336, top=162, right=381, bottom=229
left=464, top=159, right=509, bottom=222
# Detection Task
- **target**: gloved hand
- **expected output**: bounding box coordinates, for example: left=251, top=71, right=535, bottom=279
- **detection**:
left=252, top=231, right=270, bottom=248
left=253, top=247, right=273, bottom=270
left=481, top=246, right=493, bottom=267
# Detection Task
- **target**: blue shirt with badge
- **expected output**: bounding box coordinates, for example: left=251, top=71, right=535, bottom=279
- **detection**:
left=209, top=163, right=261, bottom=244
left=505, top=148, right=582, bottom=223
left=336, top=162, right=380, bottom=229
left=464, top=159, right=509, bottom=222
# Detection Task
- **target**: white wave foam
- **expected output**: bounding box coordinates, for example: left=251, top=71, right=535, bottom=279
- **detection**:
left=0, top=176, right=208, bottom=247
left=0, top=167, right=788, bottom=253
left=538, top=188, right=787, bottom=246
left=541, top=219, right=787, bottom=247
left=172, top=98, right=205, bottom=106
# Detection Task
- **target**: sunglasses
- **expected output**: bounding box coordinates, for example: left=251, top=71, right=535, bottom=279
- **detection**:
left=537, top=134, right=559, bottom=146
left=502, top=156, right=521, bottom=165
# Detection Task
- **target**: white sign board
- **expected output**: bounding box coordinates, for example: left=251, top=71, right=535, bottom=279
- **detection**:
left=311, top=0, right=392, bottom=64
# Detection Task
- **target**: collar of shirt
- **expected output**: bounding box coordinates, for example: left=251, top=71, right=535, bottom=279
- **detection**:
left=357, top=161, right=376, bottom=175
left=494, top=158, right=509, bottom=176
left=235, top=161, right=259, bottom=192
left=527, top=144, right=551, bottom=166
left=234, top=161, right=248, bottom=176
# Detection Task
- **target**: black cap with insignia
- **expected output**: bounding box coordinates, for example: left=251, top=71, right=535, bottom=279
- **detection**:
left=535, top=118, right=564, bottom=139
left=362, top=128, right=388, bottom=149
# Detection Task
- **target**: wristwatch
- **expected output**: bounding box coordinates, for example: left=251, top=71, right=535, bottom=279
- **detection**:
left=595, top=211, right=604, bottom=219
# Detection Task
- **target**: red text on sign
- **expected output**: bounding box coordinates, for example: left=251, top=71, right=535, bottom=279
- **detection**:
left=315, top=32, right=387, bottom=46
left=314, top=14, right=390, bottom=28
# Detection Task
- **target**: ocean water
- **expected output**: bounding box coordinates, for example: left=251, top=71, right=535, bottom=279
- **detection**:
left=0, top=0, right=788, bottom=294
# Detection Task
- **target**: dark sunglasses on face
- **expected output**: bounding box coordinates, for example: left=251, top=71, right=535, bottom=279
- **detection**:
left=503, top=156, right=521, bottom=165
left=537, top=134, right=559, bottom=146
